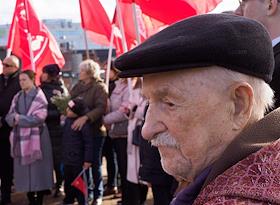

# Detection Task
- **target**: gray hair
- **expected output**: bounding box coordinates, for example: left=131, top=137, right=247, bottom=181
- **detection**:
left=79, top=59, right=101, bottom=80
left=208, top=67, right=274, bottom=121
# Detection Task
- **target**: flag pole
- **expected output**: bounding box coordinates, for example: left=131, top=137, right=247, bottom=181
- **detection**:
left=79, top=0, right=90, bottom=60
left=24, top=0, right=36, bottom=72
left=6, top=0, right=18, bottom=58
left=116, top=0, right=132, bottom=93
left=132, top=2, right=141, bottom=45
left=105, top=25, right=115, bottom=92
left=82, top=170, right=88, bottom=205
left=116, top=0, right=128, bottom=52
left=83, top=31, right=90, bottom=60
left=6, top=49, right=12, bottom=57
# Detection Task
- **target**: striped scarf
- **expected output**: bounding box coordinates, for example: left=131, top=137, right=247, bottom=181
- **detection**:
left=9, top=88, right=48, bottom=165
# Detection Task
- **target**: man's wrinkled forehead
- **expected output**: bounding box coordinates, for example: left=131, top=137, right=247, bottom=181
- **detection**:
left=142, top=70, right=193, bottom=99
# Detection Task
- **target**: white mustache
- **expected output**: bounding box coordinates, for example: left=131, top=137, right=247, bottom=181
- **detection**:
left=151, top=132, right=179, bottom=149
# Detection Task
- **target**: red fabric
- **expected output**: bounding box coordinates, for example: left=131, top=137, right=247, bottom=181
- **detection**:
left=120, top=0, right=222, bottom=25
left=113, top=2, right=166, bottom=56
left=79, top=0, right=111, bottom=46
left=114, top=0, right=220, bottom=56
left=71, top=175, right=87, bottom=195
left=194, top=139, right=280, bottom=205
left=112, top=3, right=139, bottom=55
left=7, top=0, right=65, bottom=73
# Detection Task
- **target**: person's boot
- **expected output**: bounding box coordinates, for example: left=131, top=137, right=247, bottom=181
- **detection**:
left=27, top=192, right=36, bottom=205
left=53, top=185, right=62, bottom=197
left=103, top=186, right=118, bottom=196
left=36, top=192, right=44, bottom=205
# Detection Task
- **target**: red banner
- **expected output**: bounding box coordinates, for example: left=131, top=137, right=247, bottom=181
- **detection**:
left=7, top=0, right=65, bottom=75
left=79, top=0, right=112, bottom=46
left=132, top=0, right=222, bottom=24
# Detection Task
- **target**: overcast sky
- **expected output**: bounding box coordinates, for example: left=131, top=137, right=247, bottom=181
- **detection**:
left=0, top=0, right=239, bottom=25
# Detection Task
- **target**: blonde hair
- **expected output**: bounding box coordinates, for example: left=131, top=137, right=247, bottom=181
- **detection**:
left=79, top=59, right=101, bottom=80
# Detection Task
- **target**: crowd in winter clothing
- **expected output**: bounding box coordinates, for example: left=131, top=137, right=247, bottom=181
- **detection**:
left=0, top=56, right=175, bottom=205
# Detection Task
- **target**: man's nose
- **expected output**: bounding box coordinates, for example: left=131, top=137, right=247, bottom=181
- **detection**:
left=141, top=106, right=166, bottom=141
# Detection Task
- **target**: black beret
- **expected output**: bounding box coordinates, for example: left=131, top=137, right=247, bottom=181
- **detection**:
left=42, top=64, right=60, bottom=77
left=115, top=14, right=274, bottom=83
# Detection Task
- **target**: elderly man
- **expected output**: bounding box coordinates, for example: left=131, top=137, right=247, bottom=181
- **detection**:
left=235, top=0, right=280, bottom=110
left=0, top=55, right=21, bottom=205
left=115, top=14, right=280, bottom=204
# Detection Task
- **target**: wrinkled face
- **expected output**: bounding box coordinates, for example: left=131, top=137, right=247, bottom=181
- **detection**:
left=236, top=0, right=268, bottom=24
left=19, top=73, right=34, bottom=91
left=142, top=68, right=235, bottom=182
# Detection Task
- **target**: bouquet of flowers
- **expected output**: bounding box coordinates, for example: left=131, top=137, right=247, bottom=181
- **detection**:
left=51, top=94, right=71, bottom=115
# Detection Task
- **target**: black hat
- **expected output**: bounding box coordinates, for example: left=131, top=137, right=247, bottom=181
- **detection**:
left=68, top=98, right=88, bottom=116
left=42, top=64, right=60, bottom=77
left=115, top=14, right=274, bottom=83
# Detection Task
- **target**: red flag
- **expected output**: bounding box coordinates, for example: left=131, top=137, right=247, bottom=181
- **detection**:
left=79, top=0, right=112, bottom=46
left=110, top=9, right=124, bottom=56
left=124, top=0, right=222, bottom=25
left=71, top=175, right=87, bottom=195
left=112, top=2, right=167, bottom=56
left=7, top=0, right=65, bottom=74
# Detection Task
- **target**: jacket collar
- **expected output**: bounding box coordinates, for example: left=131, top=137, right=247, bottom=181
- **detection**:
left=203, top=108, right=280, bottom=187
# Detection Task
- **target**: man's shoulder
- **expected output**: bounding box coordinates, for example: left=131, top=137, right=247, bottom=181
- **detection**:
left=195, top=139, right=280, bottom=204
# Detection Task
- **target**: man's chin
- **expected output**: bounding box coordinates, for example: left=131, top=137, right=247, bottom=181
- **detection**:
left=158, top=146, right=192, bottom=181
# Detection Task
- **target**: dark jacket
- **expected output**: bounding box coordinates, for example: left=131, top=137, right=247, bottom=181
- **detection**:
left=139, top=136, right=174, bottom=186
left=62, top=118, right=94, bottom=166
left=70, top=79, right=108, bottom=137
left=193, top=108, right=280, bottom=205
left=40, top=80, right=67, bottom=161
left=0, top=70, right=21, bottom=138
left=270, top=42, right=280, bottom=110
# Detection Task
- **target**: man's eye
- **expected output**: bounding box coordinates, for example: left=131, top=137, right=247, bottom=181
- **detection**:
left=163, top=100, right=175, bottom=107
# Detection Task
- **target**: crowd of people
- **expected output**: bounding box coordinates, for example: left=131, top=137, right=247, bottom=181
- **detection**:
left=0, top=55, right=175, bottom=205
left=1, top=1, right=280, bottom=205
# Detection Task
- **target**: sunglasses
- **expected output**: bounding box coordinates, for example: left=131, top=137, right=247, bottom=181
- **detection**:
left=3, top=63, right=14, bottom=68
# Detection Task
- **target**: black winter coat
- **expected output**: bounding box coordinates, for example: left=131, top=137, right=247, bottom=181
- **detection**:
left=62, top=118, right=94, bottom=166
left=139, top=136, right=174, bottom=186
left=0, top=70, right=21, bottom=139
left=270, top=42, right=280, bottom=110
left=40, top=81, right=66, bottom=161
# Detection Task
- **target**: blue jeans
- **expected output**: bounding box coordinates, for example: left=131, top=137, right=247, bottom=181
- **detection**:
left=90, top=135, right=105, bottom=200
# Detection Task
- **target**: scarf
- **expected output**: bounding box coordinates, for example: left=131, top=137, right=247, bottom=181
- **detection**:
left=9, top=88, right=48, bottom=165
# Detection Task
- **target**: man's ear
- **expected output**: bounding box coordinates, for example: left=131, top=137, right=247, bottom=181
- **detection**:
left=229, top=82, right=254, bottom=130
left=267, top=0, right=278, bottom=15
